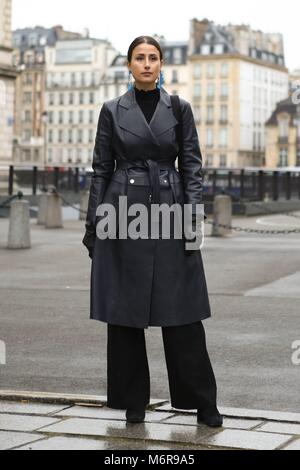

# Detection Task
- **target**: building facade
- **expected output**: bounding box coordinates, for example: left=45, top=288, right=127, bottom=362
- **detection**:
left=265, top=96, right=300, bottom=168
left=188, top=18, right=289, bottom=168
left=0, top=0, right=17, bottom=178
left=12, top=25, right=84, bottom=164
left=44, top=38, right=119, bottom=166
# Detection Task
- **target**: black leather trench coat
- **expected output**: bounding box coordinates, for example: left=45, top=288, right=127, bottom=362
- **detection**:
left=85, top=86, right=211, bottom=328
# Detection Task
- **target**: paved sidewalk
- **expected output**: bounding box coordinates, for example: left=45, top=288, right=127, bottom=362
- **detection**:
left=1, top=391, right=300, bottom=450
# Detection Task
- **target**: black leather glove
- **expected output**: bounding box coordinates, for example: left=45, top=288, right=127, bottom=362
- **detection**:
left=184, top=212, right=206, bottom=256
left=82, top=223, right=96, bottom=259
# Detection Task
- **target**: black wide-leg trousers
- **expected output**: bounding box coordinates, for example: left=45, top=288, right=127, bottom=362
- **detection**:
left=106, top=321, right=218, bottom=411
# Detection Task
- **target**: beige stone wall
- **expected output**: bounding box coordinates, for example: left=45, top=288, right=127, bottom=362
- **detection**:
left=0, top=78, right=14, bottom=164
left=0, top=0, right=15, bottom=170
left=0, top=0, right=12, bottom=51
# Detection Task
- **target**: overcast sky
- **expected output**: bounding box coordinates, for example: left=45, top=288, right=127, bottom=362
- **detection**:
left=11, top=0, right=300, bottom=71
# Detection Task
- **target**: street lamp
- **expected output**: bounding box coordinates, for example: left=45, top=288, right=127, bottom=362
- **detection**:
left=41, top=110, right=48, bottom=191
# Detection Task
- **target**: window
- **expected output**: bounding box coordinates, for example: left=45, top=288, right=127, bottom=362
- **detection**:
left=59, top=93, right=64, bottom=105
left=219, top=129, right=228, bottom=148
left=220, top=63, right=228, bottom=78
left=193, top=83, right=201, bottom=98
left=23, top=92, right=32, bottom=104
left=214, top=44, right=224, bottom=54
left=71, top=73, right=76, bottom=86
left=78, top=129, right=83, bottom=143
left=68, top=130, right=73, bottom=143
left=48, top=130, right=53, bottom=143
left=29, top=34, right=38, bottom=46
left=171, top=70, right=178, bottom=83
left=206, top=154, right=213, bottom=167
left=69, top=93, right=74, bottom=105
left=79, top=110, right=84, bottom=123
left=89, top=129, right=94, bottom=143
left=25, top=110, right=31, bottom=122
left=278, top=115, right=289, bottom=137
left=59, top=111, right=63, bottom=124
left=206, top=128, right=214, bottom=147
left=207, top=83, right=215, bottom=99
left=69, top=111, right=73, bottom=124
left=201, top=45, right=211, bottom=55
left=278, top=149, right=288, bottom=167
left=194, top=63, right=201, bottom=79
left=58, top=130, right=63, bottom=143
left=207, top=63, right=215, bottom=78
left=89, top=110, right=94, bottom=124
left=49, top=93, right=54, bottom=106
left=48, top=149, right=53, bottom=163
left=173, top=48, right=182, bottom=64
left=79, top=92, right=84, bottom=104
left=220, top=105, right=228, bottom=123
left=220, top=82, right=228, bottom=98
left=206, top=105, right=214, bottom=123
left=89, top=92, right=94, bottom=104
left=220, top=154, right=227, bottom=167
left=24, top=129, right=31, bottom=142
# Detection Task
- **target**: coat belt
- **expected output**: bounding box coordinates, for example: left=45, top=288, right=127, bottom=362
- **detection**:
left=115, top=158, right=176, bottom=204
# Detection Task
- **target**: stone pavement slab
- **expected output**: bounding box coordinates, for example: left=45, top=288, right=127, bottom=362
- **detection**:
left=282, top=439, right=300, bottom=450
left=39, top=417, right=217, bottom=445
left=0, top=431, right=43, bottom=451
left=0, top=414, right=62, bottom=432
left=162, top=414, right=263, bottom=430
left=53, top=405, right=175, bottom=422
left=0, top=400, right=70, bottom=415
left=1, top=396, right=300, bottom=450
left=200, top=429, right=291, bottom=450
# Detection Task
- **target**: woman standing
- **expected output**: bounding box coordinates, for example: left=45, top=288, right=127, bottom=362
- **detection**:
left=83, top=36, right=222, bottom=426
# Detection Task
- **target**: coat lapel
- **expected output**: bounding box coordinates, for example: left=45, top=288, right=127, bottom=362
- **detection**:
left=117, top=86, right=178, bottom=147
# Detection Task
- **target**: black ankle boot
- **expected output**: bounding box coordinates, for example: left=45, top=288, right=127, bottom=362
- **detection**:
left=126, top=407, right=146, bottom=423
left=197, top=408, right=223, bottom=427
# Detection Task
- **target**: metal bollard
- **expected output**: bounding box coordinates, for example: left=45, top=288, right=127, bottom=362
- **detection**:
left=45, top=192, right=63, bottom=228
left=211, top=194, right=232, bottom=237
left=37, top=192, right=48, bottom=225
left=79, top=191, right=89, bottom=221
left=7, top=199, right=31, bottom=249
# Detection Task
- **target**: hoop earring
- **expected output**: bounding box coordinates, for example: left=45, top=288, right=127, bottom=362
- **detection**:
left=127, top=71, right=134, bottom=91
left=156, top=70, right=164, bottom=90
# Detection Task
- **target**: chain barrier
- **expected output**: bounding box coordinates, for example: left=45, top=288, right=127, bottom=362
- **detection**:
left=0, top=192, right=23, bottom=209
left=205, top=219, right=300, bottom=235
left=41, top=188, right=300, bottom=236
left=50, top=187, right=88, bottom=215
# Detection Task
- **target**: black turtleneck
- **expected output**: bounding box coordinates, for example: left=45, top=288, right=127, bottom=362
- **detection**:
left=134, top=86, right=160, bottom=124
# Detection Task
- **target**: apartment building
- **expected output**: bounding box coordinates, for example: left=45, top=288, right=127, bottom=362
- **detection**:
left=44, top=38, right=119, bottom=166
left=12, top=25, right=83, bottom=165
left=0, top=0, right=17, bottom=176
left=188, top=18, right=289, bottom=168
left=265, top=95, right=300, bottom=168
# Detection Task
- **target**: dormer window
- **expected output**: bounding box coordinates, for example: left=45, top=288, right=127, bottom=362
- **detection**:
left=201, top=44, right=211, bottom=55
left=214, top=44, right=224, bottom=54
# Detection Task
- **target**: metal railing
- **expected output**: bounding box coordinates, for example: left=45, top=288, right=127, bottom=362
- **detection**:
left=1, top=164, right=300, bottom=202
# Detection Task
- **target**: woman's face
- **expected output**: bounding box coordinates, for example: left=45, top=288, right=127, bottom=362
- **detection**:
left=128, top=43, right=163, bottom=89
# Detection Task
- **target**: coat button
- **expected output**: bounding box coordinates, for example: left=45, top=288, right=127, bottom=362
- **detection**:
left=130, top=179, right=135, bottom=184
left=164, top=179, right=167, bottom=183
